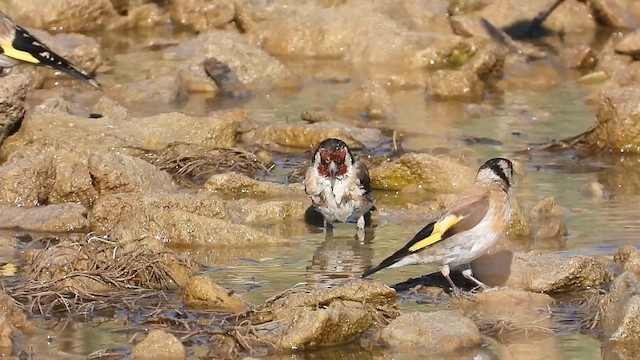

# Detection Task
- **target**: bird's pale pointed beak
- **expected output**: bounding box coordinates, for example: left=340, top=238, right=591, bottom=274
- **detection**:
left=328, top=161, right=338, bottom=177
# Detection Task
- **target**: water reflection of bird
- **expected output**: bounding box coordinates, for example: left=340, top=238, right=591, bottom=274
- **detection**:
left=306, top=229, right=375, bottom=284
left=304, top=138, right=375, bottom=234
left=0, top=11, right=100, bottom=88
left=362, top=158, right=515, bottom=296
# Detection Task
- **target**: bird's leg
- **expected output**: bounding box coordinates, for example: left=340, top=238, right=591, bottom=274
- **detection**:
left=441, top=265, right=460, bottom=294
left=461, top=267, right=492, bottom=292
left=442, top=265, right=475, bottom=299
left=356, top=215, right=365, bottom=230
left=355, top=227, right=365, bottom=244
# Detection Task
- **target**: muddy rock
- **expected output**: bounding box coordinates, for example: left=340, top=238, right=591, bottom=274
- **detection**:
left=0, top=0, right=118, bottom=33
left=228, top=199, right=308, bottom=224
left=597, top=38, right=634, bottom=79
left=31, top=97, right=72, bottom=116
left=474, top=0, right=596, bottom=37
left=109, top=75, right=181, bottom=105
left=528, top=197, right=568, bottom=240
left=49, top=150, right=99, bottom=206
left=167, top=29, right=300, bottom=91
left=499, top=60, right=560, bottom=91
left=590, top=0, right=638, bottom=29
left=183, top=275, right=247, bottom=313
left=2, top=149, right=97, bottom=206
left=238, top=1, right=470, bottom=67
left=457, top=288, right=555, bottom=341
left=460, top=39, right=508, bottom=78
left=459, top=287, right=554, bottom=311
left=560, top=45, right=599, bottom=70
left=111, top=206, right=284, bottom=246
left=488, top=252, right=611, bottom=292
left=450, top=16, right=544, bottom=61
left=614, top=245, right=640, bottom=274
left=90, top=192, right=229, bottom=233
left=202, top=172, right=304, bottom=197
left=333, top=81, right=393, bottom=120
left=426, top=69, right=484, bottom=101
left=92, top=97, right=128, bottom=121
left=169, top=0, right=235, bottom=31
left=109, top=3, right=170, bottom=29
left=3, top=145, right=177, bottom=206
left=26, top=29, right=104, bottom=88
left=380, top=310, right=480, bottom=352
left=580, top=181, right=609, bottom=199
left=126, top=112, right=239, bottom=149
left=0, top=73, right=28, bottom=147
left=370, top=0, right=452, bottom=34
left=369, top=153, right=474, bottom=192
left=505, top=198, right=530, bottom=237
left=0, top=152, right=54, bottom=206
left=0, top=291, right=34, bottom=350
left=582, top=86, right=640, bottom=152
left=600, top=271, right=640, bottom=342
left=1, top=111, right=240, bottom=157
left=615, top=29, right=640, bottom=56
left=252, top=279, right=397, bottom=350
left=251, top=122, right=382, bottom=152
left=0, top=316, right=13, bottom=350
left=110, top=0, right=153, bottom=14
left=88, top=152, right=176, bottom=195
left=132, top=329, right=186, bottom=360
left=0, top=203, right=89, bottom=232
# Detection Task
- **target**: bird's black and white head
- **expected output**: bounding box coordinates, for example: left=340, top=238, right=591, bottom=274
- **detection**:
left=312, top=138, right=354, bottom=180
left=475, top=158, right=515, bottom=191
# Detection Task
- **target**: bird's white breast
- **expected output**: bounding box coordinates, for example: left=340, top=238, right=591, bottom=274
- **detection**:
left=310, top=166, right=364, bottom=223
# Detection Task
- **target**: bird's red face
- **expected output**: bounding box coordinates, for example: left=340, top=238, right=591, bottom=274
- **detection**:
left=317, top=146, right=349, bottom=178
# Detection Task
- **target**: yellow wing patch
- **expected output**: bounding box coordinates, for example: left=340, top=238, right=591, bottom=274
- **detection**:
left=0, top=263, right=17, bottom=277
left=0, top=44, right=39, bottom=64
left=408, top=214, right=461, bottom=252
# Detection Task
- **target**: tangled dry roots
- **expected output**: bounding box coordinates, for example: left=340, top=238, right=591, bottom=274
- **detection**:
left=5, top=236, right=198, bottom=317
left=133, top=142, right=273, bottom=186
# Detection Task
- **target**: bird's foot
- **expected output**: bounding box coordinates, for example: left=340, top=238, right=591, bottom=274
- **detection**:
left=408, top=284, right=424, bottom=295
left=471, top=283, right=493, bottom=293
left=451, top=287, right=477, bottom=301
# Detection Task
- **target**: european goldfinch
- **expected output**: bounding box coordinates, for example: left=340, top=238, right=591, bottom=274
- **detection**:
left=362, top=158, right=515, bottom=294
left=0, top=11, right=100, bottom=88
left=304, top=138, right=375, bottom=230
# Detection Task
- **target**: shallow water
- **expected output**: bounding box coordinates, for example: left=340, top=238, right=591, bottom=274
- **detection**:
left=17, top=29, right=640, bottom=359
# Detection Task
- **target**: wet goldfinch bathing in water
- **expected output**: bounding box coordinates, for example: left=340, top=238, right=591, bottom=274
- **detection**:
left=0, top=11, right=100, bottom=88
left=362, top=158, right=515, bottom=295
left=304, top=138, right=375, bottom=231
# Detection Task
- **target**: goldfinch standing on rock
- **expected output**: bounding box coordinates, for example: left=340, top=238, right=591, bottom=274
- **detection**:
left=0, top=11, right=100, bottom=88
left=304, top=138, right=375, bottom=231
left=362, top=158, right=515, bottom=295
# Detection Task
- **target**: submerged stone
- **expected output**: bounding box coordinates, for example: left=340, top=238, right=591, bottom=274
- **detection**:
left=369, top=153, right=474, bottom=193
left=251, top=279, right=397, bottom=351
left=379, top=310, right=481, bottom=353
left=0, top=203, right=89, bottom=233
left=501, top=253, right=611, bottom=293
left=183, top=275, right=247, bottom=313
left=600, top=271, right=640, bottom=342
left=132, top=329, right=186, bottom=360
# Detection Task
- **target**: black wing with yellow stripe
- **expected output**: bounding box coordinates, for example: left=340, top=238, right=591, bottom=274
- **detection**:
left=0, top=15, right=100, bottom=88
left=361, top=195, right=489, bottom=278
